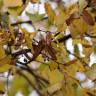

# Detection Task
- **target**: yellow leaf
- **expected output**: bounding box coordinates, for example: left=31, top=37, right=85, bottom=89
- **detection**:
left=25, top=34, right=33, bottom=49
left=73, top=39, right=92, bottom=48
left=87, top=23, right=96, bottom=37
left=47, top=82, right=62, bottom=94
left=3, top=0, right=22, bottom=7
left=21, top=28, right=35, bottom=52
left=55, top=12, right=67, bottom=32
left=0, top=56, right=11, bottom=66
left=0, top=81, right=5, bottom=94
left=48, top=69, right=63, bottom=84
left=48, top=60, right=58, bottom=71
left=45, top=2, right=55, bottom=24
left=9, top=74, right=30, bottom=96
left=61, top=77, right=78, bottom=96
left=64, top=60, right=85, bottom=77
left=67, top=4, right=79, bottom=16
left=0, top=33, right=10, bottom=45
left=30, top=0, right=39, bottom=3
left=0, top=45, right=5, bottom=59
left=55, top=43, right=69, bottom=64
left=39, top=65, right=50, bottom=80
left=70, top=17, right=88, bottom=38
left=9, top=26, right=16, bottom=41
left=86, top=64, right=96, bottom=80
left=55, top=12, right=65, bottom=26
left=0, top=64, right=12, bottom=73
left=8, top=6, right=23, bottom=16
left=36, top=54, right=44, bottom=62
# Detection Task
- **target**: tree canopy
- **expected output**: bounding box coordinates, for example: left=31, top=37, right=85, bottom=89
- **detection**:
left=0, top=0, right=96, bottom=96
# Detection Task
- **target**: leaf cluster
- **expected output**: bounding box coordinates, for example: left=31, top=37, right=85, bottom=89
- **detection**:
left=0, top=0, right=96, bottom=96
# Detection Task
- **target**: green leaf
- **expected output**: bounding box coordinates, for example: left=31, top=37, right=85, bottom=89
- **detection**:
left=0, top=0, right=3, bottom=9
left=74, top=44, right=80, bottom=56
left=39, top=65, right=50, bottom=80
left=9, top=74, right=30, bottom=96
left=0, top=13, right=9, bottom=28
left=78, top=0, right=87, bottom=12
left=26, top=12, right=45, bottom=23
left=85, top=64, right=96, bottom=80
left=76, top=85, right=84, bottom=96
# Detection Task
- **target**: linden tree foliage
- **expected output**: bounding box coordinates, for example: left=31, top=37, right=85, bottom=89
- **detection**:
left=0, top=0, right=96, bottom=96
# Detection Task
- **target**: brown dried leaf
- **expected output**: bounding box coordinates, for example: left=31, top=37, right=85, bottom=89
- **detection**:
left=82, top=10, right=95, bottom=25
left=45, top=33, right=57, bottom=60
left=46, top=33, right=52, bottom=46
left=45, top=45, right=57, bottom=60
left=0, top=33, right=10, bottom=45
left=33, top=40, right=44, bottom=60
left=66, top=14, right=75, bottom=26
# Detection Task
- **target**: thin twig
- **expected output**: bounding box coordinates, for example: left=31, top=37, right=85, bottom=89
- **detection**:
left=12, top=49, right=31, bottom=57
left=11, top=21, right=32, bottom=26
left=6, top=69, right=12, bottom=95
left=57, top=34, right=72, bottom=43
left=16, top=62, right=49, bottom=84
left=85, top=32, right=96, bottom=38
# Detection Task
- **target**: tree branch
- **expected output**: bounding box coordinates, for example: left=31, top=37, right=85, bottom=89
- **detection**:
left=17, top=70, right=43, bottom=96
